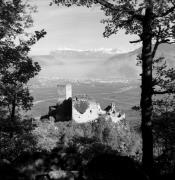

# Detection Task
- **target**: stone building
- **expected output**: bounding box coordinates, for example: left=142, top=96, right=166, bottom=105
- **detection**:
left=73, top=98, right=106, bottom=123
left=57, top=84, right=72, bottom=103
left=41, top=84, right=125, bottom=123
left=42, top=84, right=73, bottom=122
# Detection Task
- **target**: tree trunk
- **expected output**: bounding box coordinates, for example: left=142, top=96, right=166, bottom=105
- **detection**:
left=11, top=95, right=16, bottom=122
left=9, top=95, right=16, bottom=138
left=141, top=7, right=153, bottom=174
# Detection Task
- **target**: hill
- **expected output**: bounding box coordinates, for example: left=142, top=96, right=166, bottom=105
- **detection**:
left=31, top=44, right=175, bottom=81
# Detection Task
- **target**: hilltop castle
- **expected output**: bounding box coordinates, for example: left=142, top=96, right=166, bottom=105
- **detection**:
left=41, top=84, right=125, bottom=123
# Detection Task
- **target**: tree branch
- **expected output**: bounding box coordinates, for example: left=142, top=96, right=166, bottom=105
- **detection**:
left=96, top=0, right=143, bottom=21
left=95, top=0, right=117, bottom=11
left=153, top=90, right=175, bottom=95
left=165, top=41, right=175, bottom=44
left=130, top=39, right=141, bottom=43
left=158, top=5, right=175, bottom=17
left=152, top=26, right=161, bottom=59
left=152, top=41, right=159, bottom=59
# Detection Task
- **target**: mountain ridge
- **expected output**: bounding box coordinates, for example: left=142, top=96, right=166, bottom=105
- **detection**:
left=31, top=44, right=175, bottom=81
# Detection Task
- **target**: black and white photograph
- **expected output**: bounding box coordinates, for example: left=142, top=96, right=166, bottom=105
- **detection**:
left=0, top=0, right=175, bottom=179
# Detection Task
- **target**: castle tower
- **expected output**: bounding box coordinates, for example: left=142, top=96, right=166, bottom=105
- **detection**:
left=66, top=84, right=72, bottom=99
left=57, top=84, right=72, bottom=103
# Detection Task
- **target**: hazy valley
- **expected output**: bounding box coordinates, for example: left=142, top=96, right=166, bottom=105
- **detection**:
left=29, top=43, right=175, bottom=126
left=31, top=43, right=175, bottom=82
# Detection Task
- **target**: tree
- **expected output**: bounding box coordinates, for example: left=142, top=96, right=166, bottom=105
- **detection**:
left=0, top=0, right=46, bottom=122
left=151, top=57, right=175, bottom=174
left=0, top=0, right=46, bottom=161
left=0, top=42, right=41, bottom=122
left=51, top=0, right=175, bottom=174
left=133, top=56, right=175, bottom=174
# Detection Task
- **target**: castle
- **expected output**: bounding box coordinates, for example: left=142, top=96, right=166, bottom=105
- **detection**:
left=41, top=84, right=125, bottom=123
left=57, top=84, right=72, bottom=102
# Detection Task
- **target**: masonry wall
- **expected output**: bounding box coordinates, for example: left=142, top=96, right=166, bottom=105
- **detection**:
left=66, top=84, right=72, bottom=99
left=57, top=84, right=72, bottom=102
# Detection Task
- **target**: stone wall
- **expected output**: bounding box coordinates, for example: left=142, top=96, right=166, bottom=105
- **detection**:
left=73, top=99, right=125, bottom=123
left=41, top=84, right=125, bottom=123
left=57, top=84, right=72, bottom=103
left=73, top=99, right=106, bottom=123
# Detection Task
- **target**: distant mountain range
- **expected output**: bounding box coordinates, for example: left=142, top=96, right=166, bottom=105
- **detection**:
left=31, top=44, right=175, bottom=83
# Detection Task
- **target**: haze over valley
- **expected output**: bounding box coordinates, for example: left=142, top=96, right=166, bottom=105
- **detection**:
left=31, top=43, right=175, bottom=83
left=29, top=43, right=175, bottom=125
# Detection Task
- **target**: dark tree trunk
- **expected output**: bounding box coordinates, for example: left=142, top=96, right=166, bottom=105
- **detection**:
left=141, top=7, right=153, bottom=174
left=9, top=95, right=16, bottom=138
left=11, top=95, right=16, bottom=122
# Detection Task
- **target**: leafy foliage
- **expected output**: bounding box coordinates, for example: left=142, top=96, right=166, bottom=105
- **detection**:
left=153, top=111, right=175, bottom=175
left=32, top=119, right=63, bottom=151
left=0, top=1, right=46, bottom=121
left=0, top=0, right=46, bottom=164
left=134, top=56, right=175, bottom=175
left=32, top=117, right=141, bottom=160
left=152, top=58, right=175, bottom=174
left=1, top=117, right=144, bottom=180
left=152, top=57, right=175, bottom=95
left=51, top=0, right=175, bottom=173
left=0, top=116, right=37, bottom=161
left=52, top=0, right=175, bottom=43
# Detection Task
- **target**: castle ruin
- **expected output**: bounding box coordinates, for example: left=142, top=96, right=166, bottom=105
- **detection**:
left=41, top=84, right=125, bottom=123
left=57, top=84, right=72, bottom=103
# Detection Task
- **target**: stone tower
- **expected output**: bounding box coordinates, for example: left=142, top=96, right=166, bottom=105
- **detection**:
left=57, top=84, right=72, bottom=103
left=66, top=84, right=72, bottom=99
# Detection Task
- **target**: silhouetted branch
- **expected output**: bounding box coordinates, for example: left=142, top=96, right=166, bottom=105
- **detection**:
left=96, top=0, right=143, bottom=21
left=152, top=41, right=160, bottom=59
left=96, top=0, right=117, bottom=11
left=165, top=41, right=175, bottom=44
left=153, top=90, right=175, bottom=95
left=130, top=39, right=141, bottom=43
left=157, top=5, right=175, bottom=17
left=152, top=26, right=162, bottom=58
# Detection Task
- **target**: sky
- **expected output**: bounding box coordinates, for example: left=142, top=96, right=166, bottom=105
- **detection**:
left=29, top=0, right=141, bottom=55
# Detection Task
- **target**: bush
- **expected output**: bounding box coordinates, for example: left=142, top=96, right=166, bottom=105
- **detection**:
left=90, top=117, right=142, bottom=158
left=0, top=116, right=37, bottom=161
left=153, top=111, right=175, bottom=175
left=84, top=153, right=148, bottom=180
left=32, top=117, right=142, bottom=160
left=0, top=117, right=142, bottom=180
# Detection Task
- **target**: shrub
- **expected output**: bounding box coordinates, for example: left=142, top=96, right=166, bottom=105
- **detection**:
left=0, top=116, right=37, bottom=161
left=90, top=117, right=142, bottom=158
left=153, top=111, right=175, bottom=175
left=32, top=116, right=142, bottom=161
